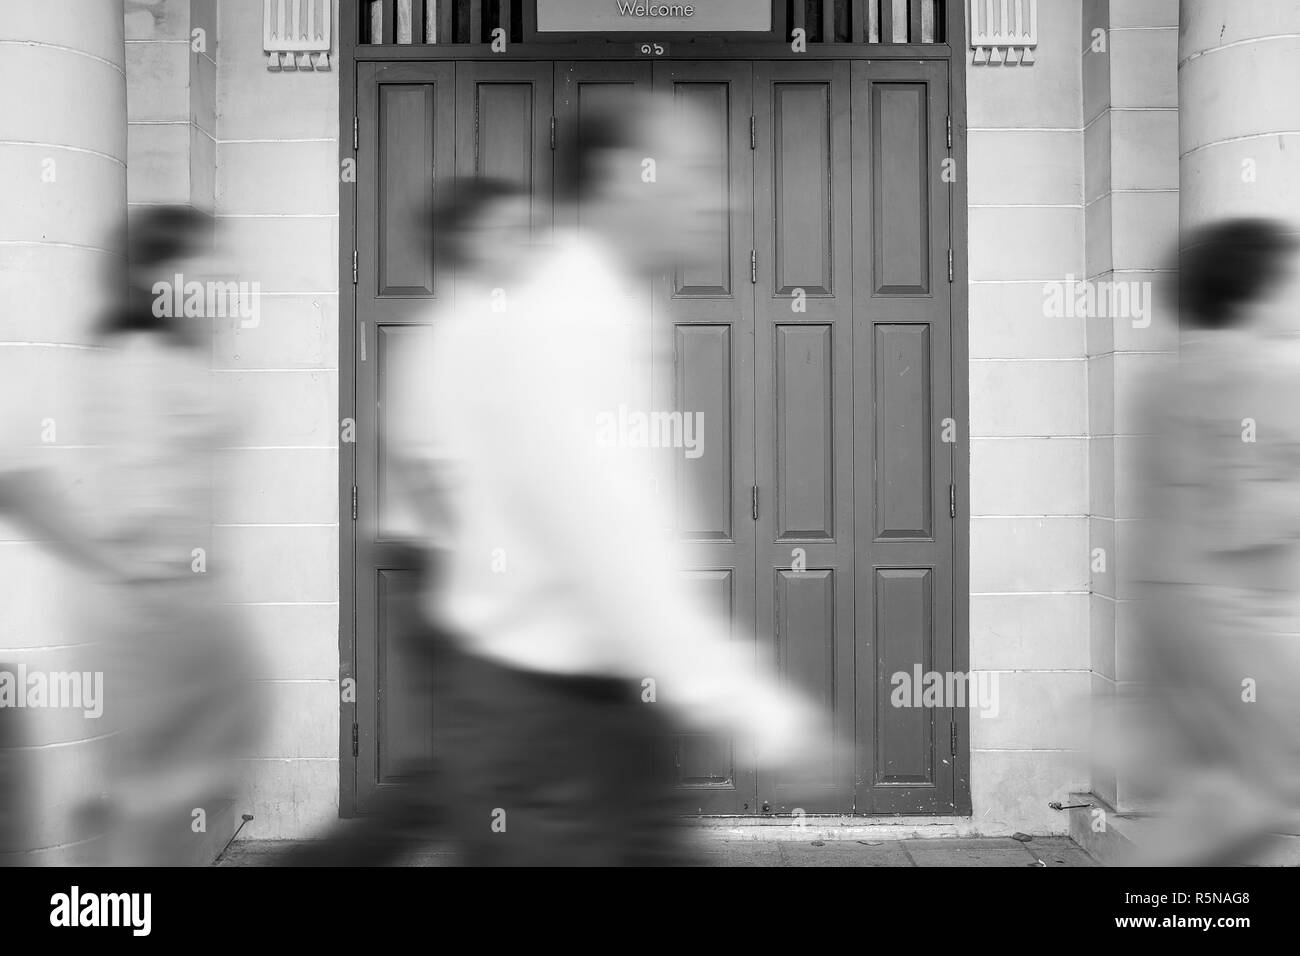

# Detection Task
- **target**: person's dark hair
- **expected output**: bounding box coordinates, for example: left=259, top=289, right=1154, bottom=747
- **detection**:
left=100, top=204, right=213, bottom=342
left=552, top=104, right=640, bottom=205
left=420, top=177, right=523, bottom=271
left=1179, top=218, right=1297, bottom=330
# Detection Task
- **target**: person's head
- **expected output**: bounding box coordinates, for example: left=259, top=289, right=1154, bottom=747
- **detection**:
left=421, top=177, right=532, bottom=285
left=1179, top=218, right=1299, bottom=332
left=555, top=91, right=726, bottom=273
left=102, top=204, right=215, bottom=346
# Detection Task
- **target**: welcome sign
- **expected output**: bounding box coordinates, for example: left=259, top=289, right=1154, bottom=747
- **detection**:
left=537, top=0, right=772, bottom=32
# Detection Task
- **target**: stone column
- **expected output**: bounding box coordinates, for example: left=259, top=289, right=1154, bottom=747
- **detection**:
left=1083, top=0, right=1180, bottom=817
left=125, top=0, right=217, bottom=212
left=1179, top=0, right=1300, bottom=231
left=0, top=0, right=127, bottom=863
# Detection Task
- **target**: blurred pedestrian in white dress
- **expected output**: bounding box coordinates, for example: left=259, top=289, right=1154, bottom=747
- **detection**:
left=85, top=207, right=263, bottom=865
left=1131, top=218, right=1300, bottom=865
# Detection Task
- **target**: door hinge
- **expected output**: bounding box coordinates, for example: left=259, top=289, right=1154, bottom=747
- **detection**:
left=950, top=722, right=958, bottom=754
left=946, top=115, right=952, bottom=150
left=352, top=247, right=358, bottom=285
left=751, top=485, right=759, bottom=521
left=353, top=115, right=359, bottom=151
left=352, top=722, right=359, bottom=757
left=949, top=483, right=956, bottom=519
left=351, top=484, right=358, bottom=521
left=750, top=250, right=757, bottom=284
left=550, top=116, right=556, bottom=150
left=947, top=248, right=953, bottom=283
left=750, top=115, right=756, bottom=150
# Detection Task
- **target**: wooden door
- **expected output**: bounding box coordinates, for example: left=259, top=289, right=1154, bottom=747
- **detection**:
left=752, top=60, right=857, bottom=814
left=349, top=56, right=960, bottom=818
left=851, top=59, right=955, bottom=813
left=649, top=60, right=758, bottom=814
left=553, top=60, right=652, bottom=235
left=354, top=61, right=454, bottom=813
left=453, top=61, right=554, bottom=240
left=352, top=60, right=551, bottom=813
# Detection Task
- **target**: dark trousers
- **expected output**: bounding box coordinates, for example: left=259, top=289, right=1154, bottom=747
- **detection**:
left=428, top=628, right=694, bottom=866
left=285, top=623, right=695, bottom=867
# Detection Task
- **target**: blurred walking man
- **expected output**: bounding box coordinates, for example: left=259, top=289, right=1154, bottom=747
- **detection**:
left=391, top=93, right=825, bottom=865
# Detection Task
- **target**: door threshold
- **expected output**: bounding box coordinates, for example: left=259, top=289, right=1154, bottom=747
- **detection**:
left=679, top=816, right=980, bottom=841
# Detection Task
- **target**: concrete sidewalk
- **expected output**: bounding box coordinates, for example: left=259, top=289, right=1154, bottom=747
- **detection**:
left=217, top=835, right=1097, bottom=867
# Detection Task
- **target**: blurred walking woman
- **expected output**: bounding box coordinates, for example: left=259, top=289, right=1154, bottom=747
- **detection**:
left=88, top=206, right=261, bottom=865
left=1133, top=218, right=1300, bottom=864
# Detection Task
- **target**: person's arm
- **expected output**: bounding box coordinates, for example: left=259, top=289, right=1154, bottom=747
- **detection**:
left=0, top=468, right=116, bottom=575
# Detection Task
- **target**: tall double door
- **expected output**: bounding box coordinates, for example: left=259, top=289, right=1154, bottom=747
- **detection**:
left=352, top=57, right=957, bottom=816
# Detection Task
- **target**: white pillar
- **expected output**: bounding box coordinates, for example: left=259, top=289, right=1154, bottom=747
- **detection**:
left=1179, top=0, right=1300, bottom=231
left=0, top=0, right=126, bottom=863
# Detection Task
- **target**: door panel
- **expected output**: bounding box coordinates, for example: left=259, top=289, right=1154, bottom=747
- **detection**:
left=354, top=60, right=553, bottom=813
left=552, top=61, right=657, bottom=444
left=453, top=61, right=554, bottom=243
left=673, top=568, right=739, bottom=790
left=875, top=567, right=937, bottom=785
left=852, top=59, right=955, bottom=813
left=771, top=83, right=835, bottom=297
left=774, top=323, right=835, bottom=540
left=753, top=60, right=856, bottom=814
left=651, top=61, right=757, bottom=814
left=675, top=324, right=734, bottom=540
left=377, top=85, right=438, bottom=297
left=355, top=61, right=455, bottom=812
left=872, top=83, right=932, bottom=295
left=554, top=61, right=652, bottom=235
left=875, top=323, right=933, bottom=540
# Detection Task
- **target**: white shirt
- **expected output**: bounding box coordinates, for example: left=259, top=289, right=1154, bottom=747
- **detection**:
left=391, top=233, right=816, bottom=754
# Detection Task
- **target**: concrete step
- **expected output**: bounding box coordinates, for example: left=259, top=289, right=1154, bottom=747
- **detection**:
left=1068, top=790, right=1300, bottom=866
left=1068, top=792, right=1146, bottom=866
left=686, top=818, right=989, bottom=842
